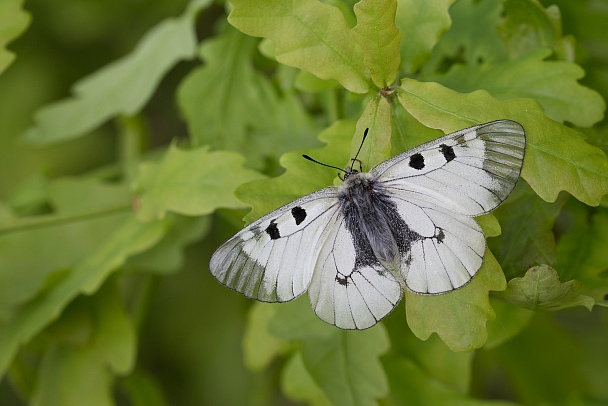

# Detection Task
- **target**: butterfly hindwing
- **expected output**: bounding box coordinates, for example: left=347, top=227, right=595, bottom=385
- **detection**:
left=308, top=209, right=403, bottom=329
left=388, top=194, right=485, bottom=294
left=371, top=120, right=525, bottom=216
left=209, top=188, right=341, bottom=302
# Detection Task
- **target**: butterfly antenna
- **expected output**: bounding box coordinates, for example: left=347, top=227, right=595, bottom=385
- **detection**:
left=352, top=128, right=369, bottom=164
left=302, top=154, right=347, bottom=175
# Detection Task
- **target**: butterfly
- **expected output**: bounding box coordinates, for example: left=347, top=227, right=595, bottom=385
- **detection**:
left=210, top=120, right=525, bottom=329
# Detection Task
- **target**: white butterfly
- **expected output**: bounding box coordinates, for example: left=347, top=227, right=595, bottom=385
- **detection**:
left=210, top=120, right=525, bottom=329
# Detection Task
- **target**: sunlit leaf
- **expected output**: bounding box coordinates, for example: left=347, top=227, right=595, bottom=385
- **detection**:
left=228, top=0, right=370, bottom=93
left=134, top=144, right=264, bottom=221
left=0, top=0, right=30, bottom=75
left=352, top=0, right=401, bottom=88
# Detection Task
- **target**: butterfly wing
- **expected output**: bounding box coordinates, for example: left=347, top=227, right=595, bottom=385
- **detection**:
left=371, top=120, right=526, bottom=216
left=387, top=194, right=485, bottom=293
left=371, top=120, right=525, bottom=294
left=308, top=207, right=403, bottom=329
left=209, top=188, right=342, bottom=302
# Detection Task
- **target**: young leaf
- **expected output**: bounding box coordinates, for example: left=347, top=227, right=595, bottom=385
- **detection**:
left=228, top=0, right=370, bottom=93
left=396, top=0, right=455, bottom=74
left=494, top=264, right=594, bottom=311
left=405, top=249, right=506, bottom=352
left=352, top=0, right=401, bottom=88
left=242, top=302, right=288, bottom=371
left=0, top=0, right=30, bottom=75
left=397, top=78, right=608, bottom=206
left=351, top=96, right=392, bottom=168
left=23, top=0, right=207, bottom=144
left=134, top=144, right=264, bottom=221
left=0, top=218, right=166, bottom=375
left=431, top=49, right=606, bottom=127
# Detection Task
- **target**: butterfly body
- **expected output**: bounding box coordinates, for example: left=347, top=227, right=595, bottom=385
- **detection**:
left=210, top=120, right=526, bottom=329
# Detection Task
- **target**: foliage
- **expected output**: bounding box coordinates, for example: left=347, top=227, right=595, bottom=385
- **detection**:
left=0, top=0, right=607, bottom=404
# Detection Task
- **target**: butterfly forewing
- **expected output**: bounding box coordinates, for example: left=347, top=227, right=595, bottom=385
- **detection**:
left=209, top=188, right=341, bottom=302
left=371, top=120, right=525, bottom=216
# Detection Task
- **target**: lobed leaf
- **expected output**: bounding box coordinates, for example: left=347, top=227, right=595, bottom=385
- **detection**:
left=433, top=49, right=606, bottom=127
left=23, top=0, right=207, bottom=144
left=177, top=26, right=275, bottom=150
left=494, top=264, right=594, bottom=311
left=134, top=144, right=264, bottom=221
left=397, top=78, right=608, bottom=206
left=228, top=0, right=369, bottom=93
left=282, top=353, right=332, bottom=406
left=352, top=0, right=401, bottom=88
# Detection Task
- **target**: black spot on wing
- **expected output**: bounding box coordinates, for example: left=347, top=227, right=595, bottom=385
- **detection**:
left=435, top=228, right=445, bottom=243
left=265, top=220, right=280, bottom=240
left=409, top=153, right=425, bottom=170
left=291, top=206, right=307, bottom=225
left=336, top=274, right=348, bottom=286
left=439, top=143, right=456, bottom=162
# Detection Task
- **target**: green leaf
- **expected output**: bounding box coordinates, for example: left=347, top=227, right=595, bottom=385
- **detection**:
left=0, top=217, right=166, bottom=375
left=489, top=181, right=568, bottom=280
left=301, top=327, right=390, bottom=406
left=390, top=101, right=444, bottom=152
left=177, top=25, right=275, bottom=150
left=351, top=96, right=392, bottom=168
left=134, top=144, right=264, bottom=221
left=397, top=78, right=608, bottom=206
left=282, top=353, right=332, bottom=406
left=228, top=0, right=370, bottom=93
left=406, top=249, right=506, bottom=352
left=0, top=0, right=30, bottom=75
left=31, top=280, right=136, bottom=406
left=352, top=0, right=401, bottom=88
left=494, top=264, right=594, bottom=311
left=555, top=209, right=608, bottom=306
left=396, top=0, right=455, bottom=74
left=22, top=0, right=207, bottom=144
left=498, top=0, right=575, bottom=60
left=432, top=49, right=606, bottom=127
left=237, top=121, right=354, bottom=223
left=116, top=368, right=169, bottom=406
left=269, top=297, right=389, bottom=405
